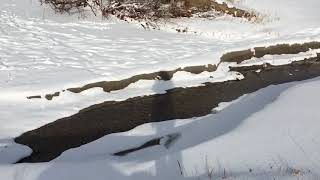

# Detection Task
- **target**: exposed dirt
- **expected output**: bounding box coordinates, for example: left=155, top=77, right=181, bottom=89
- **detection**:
left=27, top=64, right=216, bottom=100
left=16, top=55, right=320, bottom=163
left=68, top=64, right=217, bottom=93
left=27, top=92, right=61, bottom=100
left=220, top=49, right=254, bottom=64
left=45, top=92, right=60, bottom=100
left=27, top=95, right=42, bottom=99
left=210, top=1, right=255, bottom=20
left=220, top=41, right=320, bottom=64
left=254, top=42, right=320, bottom=58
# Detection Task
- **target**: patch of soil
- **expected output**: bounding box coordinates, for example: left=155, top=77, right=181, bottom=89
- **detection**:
left=27, top=95, right=42, bottom=99
left=220, top=49, right=254, bottom=64
left=220, top=41, right=320, bottom=64
left=210, top=1, right=255, bottom=19
left=254, top=42, right=320, bottom=58
left=68, top=64, right=217, bottom=93
left=28, top=64, right=217, bottom=100
left=45, top=92, right=60, bottom=100
left=15, top=55, right=320, bottom=163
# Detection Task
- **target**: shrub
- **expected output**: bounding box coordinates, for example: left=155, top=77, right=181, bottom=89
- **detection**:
left=40, top=0, right=257, bottom=22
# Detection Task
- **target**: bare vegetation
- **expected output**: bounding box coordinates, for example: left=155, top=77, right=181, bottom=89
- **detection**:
left=40, top=0, right=99, bottom=15
left=40, top=0, right=257, bottom=22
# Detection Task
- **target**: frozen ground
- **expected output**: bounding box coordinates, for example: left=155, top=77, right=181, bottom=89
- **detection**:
left=0, top=0, right=320, bottom=179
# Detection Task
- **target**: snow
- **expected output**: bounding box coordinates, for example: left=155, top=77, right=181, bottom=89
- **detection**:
left=1, top=0, right=320, bottom=179
left=52, top=77, right=320, bottom=178
left=0, top=0, right=223, bottom=94
left=1, top=73, right=320, bottom=180
left=0, top=139, right=31, bottom=164
left=0, top=64, right=242, bottom=163
left=1, top=0, right=320, bottom=94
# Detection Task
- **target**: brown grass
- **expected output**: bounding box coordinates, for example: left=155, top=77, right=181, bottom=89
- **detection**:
left=183, top=0, right=212, bottom=9
left=40, top=0, right=257, bottom=21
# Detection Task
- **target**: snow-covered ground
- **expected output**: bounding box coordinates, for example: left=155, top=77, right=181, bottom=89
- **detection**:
left=1, top=0, right=320, bottom=179
left=2, top=74, right=320, bottom=180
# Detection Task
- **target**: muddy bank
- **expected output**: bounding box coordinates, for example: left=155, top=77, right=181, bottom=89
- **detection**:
left=15, top=55, right=320, bottom=163
left=68, top=64, right=217, bottom=93
left=220, top=41, right=320, bottom=64
left=27, top=64, right=216, bottom=100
